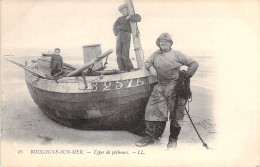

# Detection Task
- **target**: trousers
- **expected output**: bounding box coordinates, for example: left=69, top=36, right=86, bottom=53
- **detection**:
left=116, top=32, right=134, bottom=71
left=145, top=82, right=187, bottom=127
left=51, top=69, right=61, bottom=76
left=145, top=121, right=182, bottom=141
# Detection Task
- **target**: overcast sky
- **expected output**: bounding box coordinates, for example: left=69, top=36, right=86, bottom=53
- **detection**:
left=1, top=0, right=259, bottom=59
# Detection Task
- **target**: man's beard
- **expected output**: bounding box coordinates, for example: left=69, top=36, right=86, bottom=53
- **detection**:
left=160, top=47, right=171, bottom=53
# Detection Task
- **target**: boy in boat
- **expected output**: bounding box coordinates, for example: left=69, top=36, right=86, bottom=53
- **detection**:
left=135, top=33, right=199, bottom=149
left=113, top=4, right=141, bottom=71
left=50, top=48, right=64, bottom=77
left=31, top=60, right=38, bottom=69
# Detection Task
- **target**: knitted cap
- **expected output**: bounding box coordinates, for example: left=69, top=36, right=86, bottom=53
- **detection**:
left=118, top=4, right=127, bottom=11
left=156, top=33, right=173, bottom=47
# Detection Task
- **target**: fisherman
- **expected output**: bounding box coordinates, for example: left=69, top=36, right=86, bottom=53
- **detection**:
left=31, top=60, right=38, bottom=69
left=113, top=4, right=141, bottom=71
left=50, top=48, right=64, bottom=77
left=135, top=33, right=199, bottom=149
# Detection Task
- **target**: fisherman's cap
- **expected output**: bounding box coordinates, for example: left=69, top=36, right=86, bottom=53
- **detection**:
left=55, top=48, right=60, bottom=51
left=156, top=33, right=173, bottom=47
left=118, top=4, right=127, bottom=12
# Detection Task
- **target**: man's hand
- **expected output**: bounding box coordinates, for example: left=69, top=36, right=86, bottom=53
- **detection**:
left=149, top=66, right=157, bottom=77
left=126, top=15, right=131, bottom=20
left=181, top=71, right=192, bottom=79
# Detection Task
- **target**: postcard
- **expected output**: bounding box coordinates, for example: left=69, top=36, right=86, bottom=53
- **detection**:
left=1, top=0, right=259, bottom=166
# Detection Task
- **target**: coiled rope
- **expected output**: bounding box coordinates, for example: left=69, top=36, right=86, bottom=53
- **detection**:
left=174, top=70, right=209, bottom=149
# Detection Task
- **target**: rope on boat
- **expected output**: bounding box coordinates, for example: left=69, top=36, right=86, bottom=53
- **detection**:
left=31, top=77, right=40, bottom=96
left=80, top=72, right=103, bottom=90
left=103, top=55, right=109, bottom=68
left=80, top=63, right=104, bottom=88
left=85, top=75, right=103, bottom=82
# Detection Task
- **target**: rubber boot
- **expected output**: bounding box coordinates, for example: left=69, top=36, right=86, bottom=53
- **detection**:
left=154, top=121, right=166, bottom=140
left=167, top=123, right=181, bottom=149
left=135, top=121, right=155, bottom=147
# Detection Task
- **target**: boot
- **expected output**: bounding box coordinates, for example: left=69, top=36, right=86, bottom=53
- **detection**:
left=167, top=123, right=181, bottom=149
left=167, top=137, right=177, bottom=149
left=135, top=121, right=155, bottom=147
left=154, top=121, right=166, bottom=140
left=135, top=136, right=154, bottom=147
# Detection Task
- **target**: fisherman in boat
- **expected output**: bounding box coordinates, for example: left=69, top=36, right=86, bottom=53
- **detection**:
left=113, top=4, right=141, bottom=72
left=135, top=33, right=199, bottom=149
left=31, top=60, right=38, bottom=69
left=50, top=48, right=64, bottom=77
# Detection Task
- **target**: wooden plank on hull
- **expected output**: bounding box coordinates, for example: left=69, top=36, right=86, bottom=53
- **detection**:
left=36, top=96, right=148, bottom=120
left=56, top=69, right=150, bottom=83
left=28, top=81, right=151, bottom=102
left=29, top=87, right=146, bottom=130
left=26, top=70, right=154, bottom=94
left=27, top=81, right=148, bottom=106
left=28, top=81, right=149, bottom=119
left=33, top=90, right=150, bottom=111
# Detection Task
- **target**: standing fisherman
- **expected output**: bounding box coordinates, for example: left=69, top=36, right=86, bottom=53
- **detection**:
left=135, top=33, right=199, bottom=149
left=113, top=4, right=141, bottom=71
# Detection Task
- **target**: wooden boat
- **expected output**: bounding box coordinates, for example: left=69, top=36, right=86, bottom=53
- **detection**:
left=7, top=0, right=158, bottom=135
left=25, top=62, right=157, bottom=135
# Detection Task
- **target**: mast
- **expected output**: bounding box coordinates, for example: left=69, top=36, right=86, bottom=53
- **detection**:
left=125, top=0, right=144, bottom=69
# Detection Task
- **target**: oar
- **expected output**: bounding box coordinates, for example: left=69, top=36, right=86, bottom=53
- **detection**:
left=66, top=49, right=113, bottom=77
left=4, top=58, right=48, bottom=78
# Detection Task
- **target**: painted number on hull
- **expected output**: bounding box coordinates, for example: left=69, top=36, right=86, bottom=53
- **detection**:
left=103, top=81, right=112, bottom=91
left=91, top=77, right=147, bottom=92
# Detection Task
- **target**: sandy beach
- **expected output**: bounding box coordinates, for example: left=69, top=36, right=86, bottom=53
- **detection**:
left=1, top=57, right=216, bottom=166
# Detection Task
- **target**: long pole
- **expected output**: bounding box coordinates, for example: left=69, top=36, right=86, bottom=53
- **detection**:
left=66, top=49, right=113, bottom=77
left=125, top=0, right=144, bottom=69
left=4, top=58, right=48, bottom=78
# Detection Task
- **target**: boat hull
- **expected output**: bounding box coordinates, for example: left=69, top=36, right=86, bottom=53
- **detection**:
left=25, top=70, right=157, bottom=135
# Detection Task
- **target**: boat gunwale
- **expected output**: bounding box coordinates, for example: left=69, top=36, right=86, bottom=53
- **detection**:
left=26, top=68, right=155, bottom=82
left=25, top=69, right=158, bottom=93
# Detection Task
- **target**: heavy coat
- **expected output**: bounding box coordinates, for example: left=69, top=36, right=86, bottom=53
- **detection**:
left=113, top=14, right=141, bottom=36
left=144, top=49, right=199, bottom=124
left=50, top=54, right=63, bottom=76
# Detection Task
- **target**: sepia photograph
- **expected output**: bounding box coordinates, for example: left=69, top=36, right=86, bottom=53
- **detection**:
left=1, top=0, right=259, bottom=166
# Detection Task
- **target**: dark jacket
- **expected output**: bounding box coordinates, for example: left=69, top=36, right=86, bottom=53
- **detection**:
left=50, top=54, right=63, bottom=71
left=113, top=14, right=141, bottom=36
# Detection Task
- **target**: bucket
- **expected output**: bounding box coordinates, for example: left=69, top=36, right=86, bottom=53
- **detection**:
left=82, top=44, right=103, bottom=70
